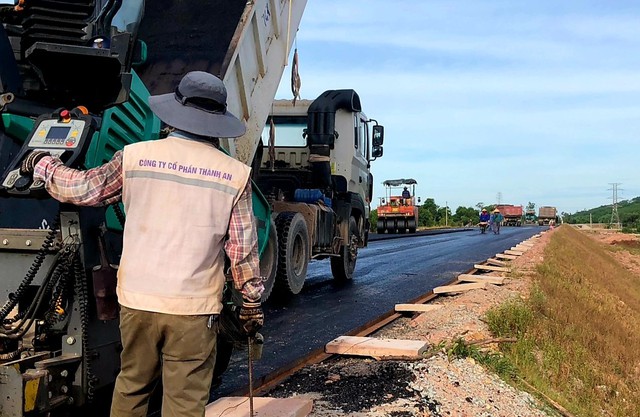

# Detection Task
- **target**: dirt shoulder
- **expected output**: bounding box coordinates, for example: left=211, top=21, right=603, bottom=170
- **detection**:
left=269, top=229, right=560, bottom=416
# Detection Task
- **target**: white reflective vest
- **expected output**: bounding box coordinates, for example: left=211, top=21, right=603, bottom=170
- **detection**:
left=117, top=136, right=251, bottom=315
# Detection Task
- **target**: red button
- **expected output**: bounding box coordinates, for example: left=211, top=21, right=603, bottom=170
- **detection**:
left=60, top=110, right=71, bottom=122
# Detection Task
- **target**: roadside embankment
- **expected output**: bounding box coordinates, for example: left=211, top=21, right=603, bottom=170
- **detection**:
left=267, top=226, right=640, bottom=416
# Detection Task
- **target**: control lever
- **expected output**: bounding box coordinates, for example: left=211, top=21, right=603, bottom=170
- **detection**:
left=1, top=107, right=96, bottom=196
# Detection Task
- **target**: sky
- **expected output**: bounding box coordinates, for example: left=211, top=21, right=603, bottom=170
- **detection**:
left=274, top=0, right=640, bottom=214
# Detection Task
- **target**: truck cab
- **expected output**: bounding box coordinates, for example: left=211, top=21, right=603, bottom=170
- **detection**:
left=256, top=90, right=383, bottom=296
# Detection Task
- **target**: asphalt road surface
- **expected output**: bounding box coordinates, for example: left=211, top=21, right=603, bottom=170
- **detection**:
left=216, top=225, right=544, bottom=397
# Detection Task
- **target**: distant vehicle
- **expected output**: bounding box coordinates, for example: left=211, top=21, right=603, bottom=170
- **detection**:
left=377, top=179, right=420, bottom=233
left=538, top=206, right=558, bottom=226
left=495, top=204, right=523, bottom=226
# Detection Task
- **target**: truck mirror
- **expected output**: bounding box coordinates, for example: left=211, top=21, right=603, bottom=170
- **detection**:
left=372, top=146, right=383, bottom=158
left=372, top=125, right=384, bottom=146
left=418, top=197, right=421, bottom=203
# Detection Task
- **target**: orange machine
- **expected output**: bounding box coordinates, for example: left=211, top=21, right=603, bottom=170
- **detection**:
left=377, top=179, right=419, bottom=233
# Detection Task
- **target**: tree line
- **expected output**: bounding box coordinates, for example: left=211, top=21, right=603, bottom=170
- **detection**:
left=562, top=196, right=640, bottom=231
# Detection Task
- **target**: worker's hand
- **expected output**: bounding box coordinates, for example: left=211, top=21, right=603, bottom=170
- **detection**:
left=20, top=150, right=50, bottom=175
left=238, top=299, right=263, bottom=337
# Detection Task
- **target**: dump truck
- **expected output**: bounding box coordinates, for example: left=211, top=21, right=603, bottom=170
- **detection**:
left=256, top=96, right=384, bottom=295
left=0, top=0, right=308, bottom=414
left=376, top=179, right=419, bottom=233
left=495, top=204, right=523, bottom=226
left=538, top=206, right=558, bottom=226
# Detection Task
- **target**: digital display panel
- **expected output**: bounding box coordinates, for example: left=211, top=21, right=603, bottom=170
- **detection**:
left=46, top=126, right=71, bottom=140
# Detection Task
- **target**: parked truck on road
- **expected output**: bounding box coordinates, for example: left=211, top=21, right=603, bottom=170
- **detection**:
left=495, top=204, right=523, bottom=226
left=538, top=206, right=558, bottom=226
left=257, top=94, right=384, bottom=297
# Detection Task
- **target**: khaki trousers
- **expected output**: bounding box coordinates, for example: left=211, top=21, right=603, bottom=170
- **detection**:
left=110, top=306, right=218, bottom=417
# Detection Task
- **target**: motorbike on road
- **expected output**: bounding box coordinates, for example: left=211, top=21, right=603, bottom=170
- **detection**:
left=479, top=221, right=489, bottom=234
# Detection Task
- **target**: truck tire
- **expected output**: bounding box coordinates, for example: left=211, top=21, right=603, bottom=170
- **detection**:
left=331, top=216, right=359, bottom=281
left=258, top=218, right=278, bottom=302
left=274, top=212, right=309, bottom=296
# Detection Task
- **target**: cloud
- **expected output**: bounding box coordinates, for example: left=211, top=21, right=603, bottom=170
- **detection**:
left=274, top=1, right=640, bottom=215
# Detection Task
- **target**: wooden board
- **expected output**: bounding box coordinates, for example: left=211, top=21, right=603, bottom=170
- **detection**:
left=395, top=304, right=443, bottom=313
left=458, top=274, right=505, bottom=285
left=519, top=242, right=534, bottom=247
left=505, top=250, right=524, bottom=256
left=433, top=282, right=486, bottom=294
left=495, top=253, right=517, bottom=260
left=511, top=246, right=528, bottom=251
left=486, top=258, right=508, bottom=267
left=325, top=336, right=428, bottom=358
left=474, top=264, right=509, bottom=273
left=206, top=397, right=313, bottom=417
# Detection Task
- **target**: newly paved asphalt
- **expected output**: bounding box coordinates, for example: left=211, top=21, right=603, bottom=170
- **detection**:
left=216, top=225, right=544, bottom=396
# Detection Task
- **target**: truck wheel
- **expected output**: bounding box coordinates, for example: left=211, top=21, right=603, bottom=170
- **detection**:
left=258, top=218, right=278, bottom=302
left=331, top=216, right=359, bottom=281
left=377, top=219, right=385, bottom=234
left=274, top=212, right=309, bottom=296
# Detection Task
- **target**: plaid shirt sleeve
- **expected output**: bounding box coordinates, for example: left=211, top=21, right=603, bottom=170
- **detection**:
left=33, top=151, right=123, bottom=207
left=225, top=180, right=264, bottom=302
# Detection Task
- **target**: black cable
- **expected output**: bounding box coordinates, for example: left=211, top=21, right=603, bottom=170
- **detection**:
left=0, top=216, right=60, bottom=321
left=73, top=253, right=97, bottom=402
left=112, top=203, right=126, bottom=228
left=0, top=252, right=63, bottom=335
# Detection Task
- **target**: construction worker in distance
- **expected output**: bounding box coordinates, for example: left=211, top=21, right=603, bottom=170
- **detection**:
left=479, top=208, right=490, bottom=233
left=479, top=208, right=490, bottom=223
left=401, top=186, right=411, bottom=205
left=21, top=71, right=264, bottom=417
left=491, top=208, right=504, bottom=234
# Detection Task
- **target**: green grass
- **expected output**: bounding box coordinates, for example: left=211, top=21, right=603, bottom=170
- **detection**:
left=475, top=226, right=640, bottom=417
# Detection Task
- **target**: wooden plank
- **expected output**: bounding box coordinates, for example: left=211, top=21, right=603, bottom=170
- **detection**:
left=511, top=246, right=529, bottom=251
left=458, top=274, right=505, bottom=285
left=395, top=304, right=443, bottom=313
left=505, top=250, right=524, bottom=256
left=486, top=258, right=508, bottom=267
left=519, top=242, right=534, bottom=247
left=433, top=282, right=486, bottom=294
left=496, top=253, right=517, bottom=260
left=474, top=264, right=510, bottom=273
left=206, top=397, right=313, bottom=417
left=325, top=336, right=428, bottom=358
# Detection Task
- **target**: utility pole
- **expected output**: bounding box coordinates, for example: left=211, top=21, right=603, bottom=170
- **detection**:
left=609, top=183, right=622, bottom=229
left=445, top=201, right=448, bottom=226
left=496, top=192, right=502, bottom=206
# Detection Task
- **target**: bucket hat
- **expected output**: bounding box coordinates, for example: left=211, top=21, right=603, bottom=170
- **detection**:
left=148, top=71, right=246, bottom=138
